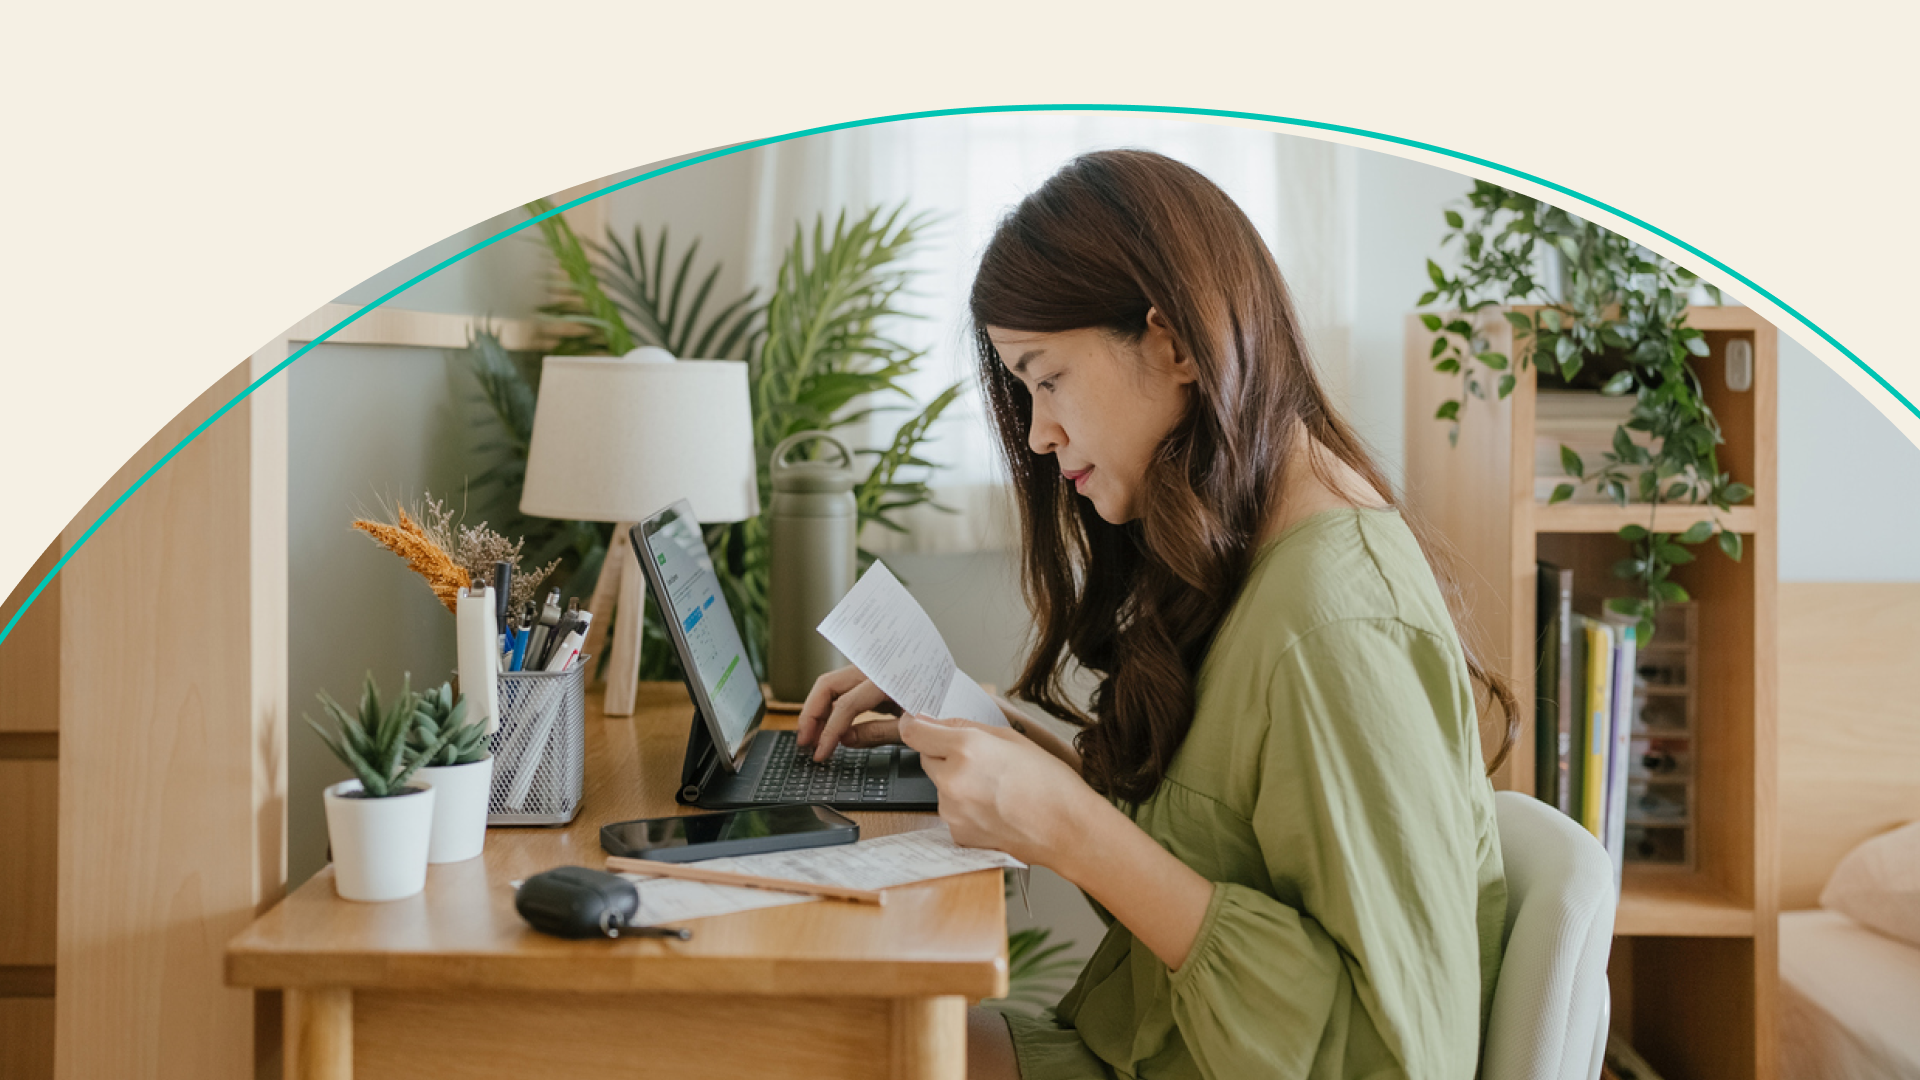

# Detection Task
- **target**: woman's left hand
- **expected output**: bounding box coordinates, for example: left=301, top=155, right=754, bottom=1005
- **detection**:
left=897, top=713, right=1098, bottom=868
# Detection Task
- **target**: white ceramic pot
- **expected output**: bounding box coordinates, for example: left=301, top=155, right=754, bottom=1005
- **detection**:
left=322, top=779, right=435, bottom=901
left=418, top=756, right=493, bottom=864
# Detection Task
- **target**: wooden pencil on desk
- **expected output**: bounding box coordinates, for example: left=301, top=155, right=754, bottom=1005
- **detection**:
left=604, top=855, right=886, bottom=906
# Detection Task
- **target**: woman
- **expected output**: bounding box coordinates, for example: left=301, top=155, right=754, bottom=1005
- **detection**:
left=799, top=148, right=1513, bottom=1080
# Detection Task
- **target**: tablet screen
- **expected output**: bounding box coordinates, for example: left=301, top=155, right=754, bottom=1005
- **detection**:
left=635, top=502, right=763, bottom=765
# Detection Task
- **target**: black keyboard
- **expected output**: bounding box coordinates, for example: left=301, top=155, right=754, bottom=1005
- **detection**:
left=750, top=729, right=893, bottom=803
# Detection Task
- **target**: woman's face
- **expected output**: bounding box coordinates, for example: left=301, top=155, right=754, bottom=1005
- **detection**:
left=989, top=310, right=1197, bottom=524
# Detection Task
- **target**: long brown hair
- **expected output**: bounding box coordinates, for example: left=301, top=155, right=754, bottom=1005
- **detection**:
left=970, top=148, right=1515, bottom=803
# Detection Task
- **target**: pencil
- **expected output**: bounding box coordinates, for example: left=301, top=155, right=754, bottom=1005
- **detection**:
left=604, top=855, right=886, bottom=906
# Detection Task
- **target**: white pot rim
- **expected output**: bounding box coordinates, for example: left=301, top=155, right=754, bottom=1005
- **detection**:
left=324, top=778, right=433, bottom=800
left=421, top=754, right=492, bottom=769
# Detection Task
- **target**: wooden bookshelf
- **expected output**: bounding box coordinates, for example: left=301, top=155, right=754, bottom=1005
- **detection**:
left=1532, top=502, right=1761, bottom=537
left=1405, top=306, right=1778, bottom=1080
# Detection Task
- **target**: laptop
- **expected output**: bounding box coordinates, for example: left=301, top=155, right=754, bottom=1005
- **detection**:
left=631, top=500, right=938, bottom=812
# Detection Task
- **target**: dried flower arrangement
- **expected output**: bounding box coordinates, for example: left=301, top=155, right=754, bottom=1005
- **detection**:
left=353, top=494, right=560, bottom=614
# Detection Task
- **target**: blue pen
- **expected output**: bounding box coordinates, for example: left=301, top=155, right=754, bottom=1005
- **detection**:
left=508, top=622, right=528, bottom=672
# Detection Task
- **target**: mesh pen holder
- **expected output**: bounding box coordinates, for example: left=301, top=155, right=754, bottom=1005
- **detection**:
left=486, top=656, right=589, bottom=826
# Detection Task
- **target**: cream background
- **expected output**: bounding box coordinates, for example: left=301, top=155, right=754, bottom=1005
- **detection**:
left=1, top=0, right=1916, bottom=609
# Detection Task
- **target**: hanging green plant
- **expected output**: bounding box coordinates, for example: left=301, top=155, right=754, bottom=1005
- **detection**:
left=1417, top=181, right=1753, bottom=641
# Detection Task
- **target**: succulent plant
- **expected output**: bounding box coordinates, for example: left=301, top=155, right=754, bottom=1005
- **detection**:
left=304, top=671, right=454, bottom=797
left=410, top=681, right=490, bottom=767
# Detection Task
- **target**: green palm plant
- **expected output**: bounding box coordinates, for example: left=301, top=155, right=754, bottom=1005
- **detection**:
left=529, top=198, right=763, bottom=363
left=713, top=206, right=963, bottom=678
left=453, top=200, right=962, bottom=682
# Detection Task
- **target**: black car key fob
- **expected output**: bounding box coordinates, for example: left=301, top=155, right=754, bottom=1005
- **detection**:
left=514, top=866, right=691, bottom=940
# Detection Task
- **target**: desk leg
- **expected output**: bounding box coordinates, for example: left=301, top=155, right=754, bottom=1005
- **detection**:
left=285, top=988, right=352, bottom=1080
left=892, top=996, right=965, bottom=1080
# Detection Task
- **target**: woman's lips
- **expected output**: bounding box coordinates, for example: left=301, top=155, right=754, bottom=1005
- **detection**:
left=1063, top=466, right=1093, bottom=491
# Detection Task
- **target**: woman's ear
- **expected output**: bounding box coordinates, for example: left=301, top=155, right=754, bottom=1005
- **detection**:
left=1144, top=306, right=1197, bottom=385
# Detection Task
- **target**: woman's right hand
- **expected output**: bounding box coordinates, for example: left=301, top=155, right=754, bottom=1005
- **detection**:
left=795, top=664, right=904, bottom=762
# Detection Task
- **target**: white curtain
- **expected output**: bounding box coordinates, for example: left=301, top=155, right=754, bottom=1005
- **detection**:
left=741, top=113, right=1356, bottom=554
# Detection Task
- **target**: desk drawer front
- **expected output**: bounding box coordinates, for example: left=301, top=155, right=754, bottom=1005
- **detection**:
left=354, top=990, right=903, bottom=1080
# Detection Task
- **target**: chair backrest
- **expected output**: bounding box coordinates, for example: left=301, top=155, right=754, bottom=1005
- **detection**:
left=1481, top=790, right=1618, bottom=1080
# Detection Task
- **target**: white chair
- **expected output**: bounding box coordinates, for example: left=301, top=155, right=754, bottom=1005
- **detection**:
left=1481, top=790, right=1618, bottom=1080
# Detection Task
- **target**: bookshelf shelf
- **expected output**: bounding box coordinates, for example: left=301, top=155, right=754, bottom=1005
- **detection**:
left=1532, top=502, right=1760, bottom=536
left=1405, top=305, right=1778, bottom=1080
left=1616, top=872, right=1753, bottom=937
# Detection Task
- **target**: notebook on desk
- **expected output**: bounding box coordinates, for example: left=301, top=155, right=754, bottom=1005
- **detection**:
left=631, top=500, right=939, bottom=812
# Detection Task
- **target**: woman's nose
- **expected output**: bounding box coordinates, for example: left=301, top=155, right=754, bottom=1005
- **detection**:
left=1027, top=405, right=1062, bottom=456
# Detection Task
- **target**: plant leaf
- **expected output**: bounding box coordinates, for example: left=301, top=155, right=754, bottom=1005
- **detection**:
left=1652, top=580, right=1691, bottom=604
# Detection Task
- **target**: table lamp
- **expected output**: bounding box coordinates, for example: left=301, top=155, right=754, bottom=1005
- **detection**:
left=520, top=348, right=758, bottom=716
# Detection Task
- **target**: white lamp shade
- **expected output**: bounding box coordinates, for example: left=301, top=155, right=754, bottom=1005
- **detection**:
left=520, top=354, right=759, bottom=523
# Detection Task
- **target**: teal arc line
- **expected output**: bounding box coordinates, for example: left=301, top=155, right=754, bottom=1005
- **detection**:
left=1, top=102, right=1908, bottom=650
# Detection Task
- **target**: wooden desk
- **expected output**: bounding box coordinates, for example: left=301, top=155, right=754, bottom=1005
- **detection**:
left=227, top=682, right=1007, bottom=1080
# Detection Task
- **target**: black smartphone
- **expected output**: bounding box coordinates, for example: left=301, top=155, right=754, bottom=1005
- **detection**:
left=600, top=804, right=859, bottom=863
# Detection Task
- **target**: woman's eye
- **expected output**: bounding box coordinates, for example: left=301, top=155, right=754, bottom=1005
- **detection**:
left=1036, top=378, right=1057, bottom=393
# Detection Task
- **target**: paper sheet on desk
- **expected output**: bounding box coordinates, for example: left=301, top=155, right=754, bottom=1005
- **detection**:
left=816, top=561, right=1007, bottom=728
left=617, top=825, right=1024, bottom=927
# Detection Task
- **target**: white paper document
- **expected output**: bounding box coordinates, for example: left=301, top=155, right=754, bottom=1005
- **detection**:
left=617, top=825, right=1024, bottom=927
left=815, top=561, right=1007, bottom=728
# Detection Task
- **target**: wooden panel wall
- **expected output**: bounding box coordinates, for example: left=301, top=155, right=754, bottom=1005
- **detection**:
left=2, top=543, right=61, bottom=735
left=1777, top=581, right=1920, bottom=910
left=0, top=998, right=56, bottom=1079
left=2, top=542, right=60, bottom=1078
left=0, top=762, right=57, bottom=966
left=54, top=354, right=286, bottom=1080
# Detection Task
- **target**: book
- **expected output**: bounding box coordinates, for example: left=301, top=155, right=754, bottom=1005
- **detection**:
left=1579, top=619, right=1615, bottom=838
left=1601, top=618, right=1639, bottom=890
left=1535, top=563, right=1575, bottom=809
left=1565, top=611, right=1590, bottom=819
left=1533, top=390, right=1658, bottom=504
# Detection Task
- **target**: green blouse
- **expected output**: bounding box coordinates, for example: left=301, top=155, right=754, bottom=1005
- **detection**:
left=1006, top=507, right=1507, bottom=1080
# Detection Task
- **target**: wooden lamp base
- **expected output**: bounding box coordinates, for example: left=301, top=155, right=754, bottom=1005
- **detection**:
left=581, top=521, right=644, bottom=716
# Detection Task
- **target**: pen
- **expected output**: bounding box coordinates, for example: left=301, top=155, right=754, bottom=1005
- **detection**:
left=563, top=611, right=592, bottom=670
left=526, top=588, right=562, bottom=671
left=544, top=597, right=582, bottom=669
left=611, top=924, right=693, bottom=940
left=604, top=855, right=886, bottom=905
left=544, top=628, right=585, bottom=672
left=492, top=560, right=512, bottom=624
left=508, top=611, right=530, bottom=672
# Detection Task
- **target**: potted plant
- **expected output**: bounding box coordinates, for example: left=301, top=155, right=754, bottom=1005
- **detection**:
left=1417, top=181, right=1752, bottom=641
left=410, top=681, right=492, bottom=864
left=305, top=672, right=455, bottom=901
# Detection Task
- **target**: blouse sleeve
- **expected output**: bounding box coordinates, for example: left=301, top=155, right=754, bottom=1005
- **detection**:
left=1167, top=618, right=1491, bottom=1080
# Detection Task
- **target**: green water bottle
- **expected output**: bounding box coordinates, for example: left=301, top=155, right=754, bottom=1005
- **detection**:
left=768, top=431, right=857, bottom=702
